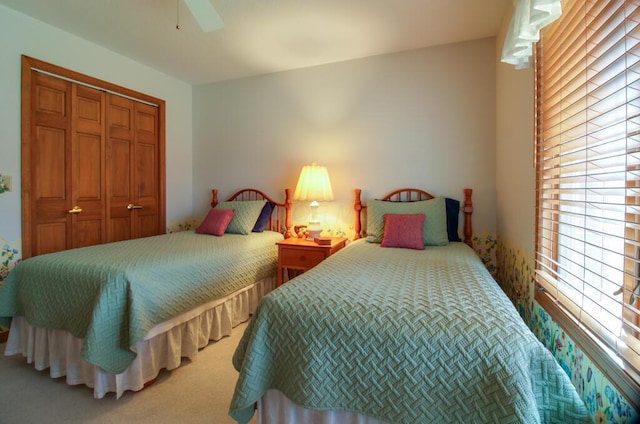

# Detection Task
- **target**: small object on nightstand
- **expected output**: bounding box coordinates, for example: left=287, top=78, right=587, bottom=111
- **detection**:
left=314, top=237, right=332, bottom=245
left=294, top=225, right=308, bottom=239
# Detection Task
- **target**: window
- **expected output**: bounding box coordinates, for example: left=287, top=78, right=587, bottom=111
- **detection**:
left=535, top=0, right=640, bottom=405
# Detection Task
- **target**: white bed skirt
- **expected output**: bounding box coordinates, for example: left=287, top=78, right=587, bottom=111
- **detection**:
left=4, top=276, right=275, bottom=399
left=257, top=389, right=387, bottom=424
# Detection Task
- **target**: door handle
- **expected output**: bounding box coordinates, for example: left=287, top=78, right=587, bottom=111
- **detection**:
left=127, top=204, right=143, bottom=211
left=68, top=206, right=82, bottom=214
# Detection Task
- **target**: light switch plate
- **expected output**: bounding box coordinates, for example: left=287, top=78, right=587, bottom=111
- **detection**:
left=0, top=175, right=12, bottom=192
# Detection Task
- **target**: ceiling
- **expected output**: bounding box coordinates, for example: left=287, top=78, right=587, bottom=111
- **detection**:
left=0, top=0, right=512, bottom=85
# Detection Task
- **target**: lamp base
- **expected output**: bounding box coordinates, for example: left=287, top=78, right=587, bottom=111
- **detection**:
left=306, top=228, right=322, bottom=240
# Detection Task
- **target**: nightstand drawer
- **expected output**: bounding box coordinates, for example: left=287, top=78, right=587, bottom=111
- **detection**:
left=280, top=248, right=326, bottom=268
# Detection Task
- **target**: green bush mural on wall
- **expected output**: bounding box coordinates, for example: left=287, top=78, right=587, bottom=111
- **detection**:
left=0, top=174, right=10, bottom=194
left=0, top=240, right=20, bottom=283
left=0, top=238, right=20, bottom=333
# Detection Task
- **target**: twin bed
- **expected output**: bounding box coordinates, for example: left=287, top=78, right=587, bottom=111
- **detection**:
left=0, top=188, right=292, bottom=399
left=229, top=188, right=592, bottom=424
left=0, top=184, right=591, bottom=423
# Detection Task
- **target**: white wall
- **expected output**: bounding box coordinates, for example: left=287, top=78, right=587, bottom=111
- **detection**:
left=0, top=5, right=194, bottom=247
left=193, top=38, right=498, bottom=236
left=495, top=5, right=536, bottom=251
left=0, top=5, right=499, bottom=243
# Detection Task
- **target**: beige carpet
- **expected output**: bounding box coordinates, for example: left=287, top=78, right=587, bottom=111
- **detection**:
left=0, top=321, right=256, bottom=424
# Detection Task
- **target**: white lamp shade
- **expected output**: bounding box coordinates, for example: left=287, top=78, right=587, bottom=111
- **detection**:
left=293, top=164, right=334, bottom=202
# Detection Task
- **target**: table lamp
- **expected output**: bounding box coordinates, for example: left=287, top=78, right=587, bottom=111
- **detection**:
left=293, top=163, right=334, bottom=240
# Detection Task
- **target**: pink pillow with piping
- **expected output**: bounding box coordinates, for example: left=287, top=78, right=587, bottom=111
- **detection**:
left=196, top=208, right=235, bottom=236
left=380, top=213, right=426, bottom=250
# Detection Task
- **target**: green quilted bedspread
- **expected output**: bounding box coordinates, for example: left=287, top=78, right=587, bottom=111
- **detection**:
left=0, top=230, right=283, bottom=374
left=230, top=240, right=591, bottom=424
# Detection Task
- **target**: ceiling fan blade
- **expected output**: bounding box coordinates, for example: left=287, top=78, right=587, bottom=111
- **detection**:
left=184, top=0, right=224, bottom=32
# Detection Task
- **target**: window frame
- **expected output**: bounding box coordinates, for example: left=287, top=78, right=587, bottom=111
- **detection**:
left=533, top=0, right=640, bottom=410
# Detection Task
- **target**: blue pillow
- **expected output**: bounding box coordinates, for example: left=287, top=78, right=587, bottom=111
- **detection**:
left=445, top=198, right=462, bottom=242
left=252, top=202, right=276, bottom=232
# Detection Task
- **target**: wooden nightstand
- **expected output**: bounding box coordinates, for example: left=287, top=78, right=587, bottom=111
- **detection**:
left=276, top=237, right=347, bottom=286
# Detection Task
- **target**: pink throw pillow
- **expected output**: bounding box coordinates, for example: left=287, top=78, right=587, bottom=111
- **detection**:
left=380, top=213, right=426, bottom=250
left=196, top=208, right=235, bottom=236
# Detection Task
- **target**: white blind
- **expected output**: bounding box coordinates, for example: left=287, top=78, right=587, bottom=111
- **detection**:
left=535, top=0, right=640, bottom=380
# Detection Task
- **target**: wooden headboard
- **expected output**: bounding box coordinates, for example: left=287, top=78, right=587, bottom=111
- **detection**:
left=210, top=188, right=293, bottom=238
left=353, top=188, right=474, bottom=247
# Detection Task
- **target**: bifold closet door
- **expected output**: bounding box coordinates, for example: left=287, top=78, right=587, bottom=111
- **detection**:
left=25, top=72, right=106, bottom=256
left=22, top=56, right=165, bottom=258
left=106, top=94, right=161, bottom=242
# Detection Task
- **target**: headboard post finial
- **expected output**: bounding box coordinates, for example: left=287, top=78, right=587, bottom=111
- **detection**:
left=284, top=188, right=293, bottom=238
left=463, top=188, right=473, bottom=248
left=211, top=189, right=219, bottom=208
left=354, top=189, right=363, bottom=240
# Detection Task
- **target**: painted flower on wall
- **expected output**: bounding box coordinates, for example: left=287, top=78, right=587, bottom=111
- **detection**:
left=0, top=242, right=21, bottom=290
left=166, top=217, right=200, bottom=234
left=0, top=174, right=9, bottom=194
left=472, top=232, right=498, bottom=277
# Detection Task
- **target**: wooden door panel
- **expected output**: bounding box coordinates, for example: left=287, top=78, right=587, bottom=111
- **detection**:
left=36, top=223, right=66, bottom=255
left=73, top=133, right=104, bottom=248
left=135, top=141, right=158, bottom=234
left=35, top=200, right=68, bottom=222
left=72, top=85, right=106, bottom=249
left=109, top=99, right=133, bottom=141
left=136, top=106, right=157, bottom=140
left=76, top=220, right=102, bottom=248
left=136, top=142, right=156, bottom=198
left=133, top=102, right=161, bottom=237
left=75, top=85, right=103, bottom=127
left=109, top=139, right=132, bottom=198
left=29, top=72, right=72, bottom=256
left=138, top=216, right=159, bottom=238
left=110, top=218, right=131, bottom=242
left=110, top=104, right=131, bottom=128
left=35, top=74, right=67, bottom=116
left=107, top=94, right=135, bottom=242
left=35, top=127, right=66, bottom=199
left=77, top=134, right=102, bottom=198
left=35, top=87, right=66, bottom=114
left=76, top=87, right=102, bottom=123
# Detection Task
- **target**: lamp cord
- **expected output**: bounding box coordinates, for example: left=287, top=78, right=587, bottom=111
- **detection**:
left=176, top=0, right=181, bottom=30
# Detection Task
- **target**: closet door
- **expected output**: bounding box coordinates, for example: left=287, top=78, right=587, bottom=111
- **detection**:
left=21, top=56, right=166, bottom=259
left=106, top=95, right=161, bottom=242
left=133, top=101, right=161, bottom=238
left=24, top=74, right=107, bottom=256
left=26, top=72, right=73, bottom=255
left=72, top=85, right=107, bottom=248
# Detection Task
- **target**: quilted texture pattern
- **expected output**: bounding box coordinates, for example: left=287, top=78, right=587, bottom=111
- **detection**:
left=0, top=230, right=283, bottom=373
left=216, top=200, right=266, bottom=235
left=367, top=197, right=449, bottom=246
left=230, top=241, right=590, bottom=424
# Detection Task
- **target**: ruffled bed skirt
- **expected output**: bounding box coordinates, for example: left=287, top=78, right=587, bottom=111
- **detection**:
left=4, top=276, right=275, bottom=399
left=257, top=389, right=386, bottom=424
